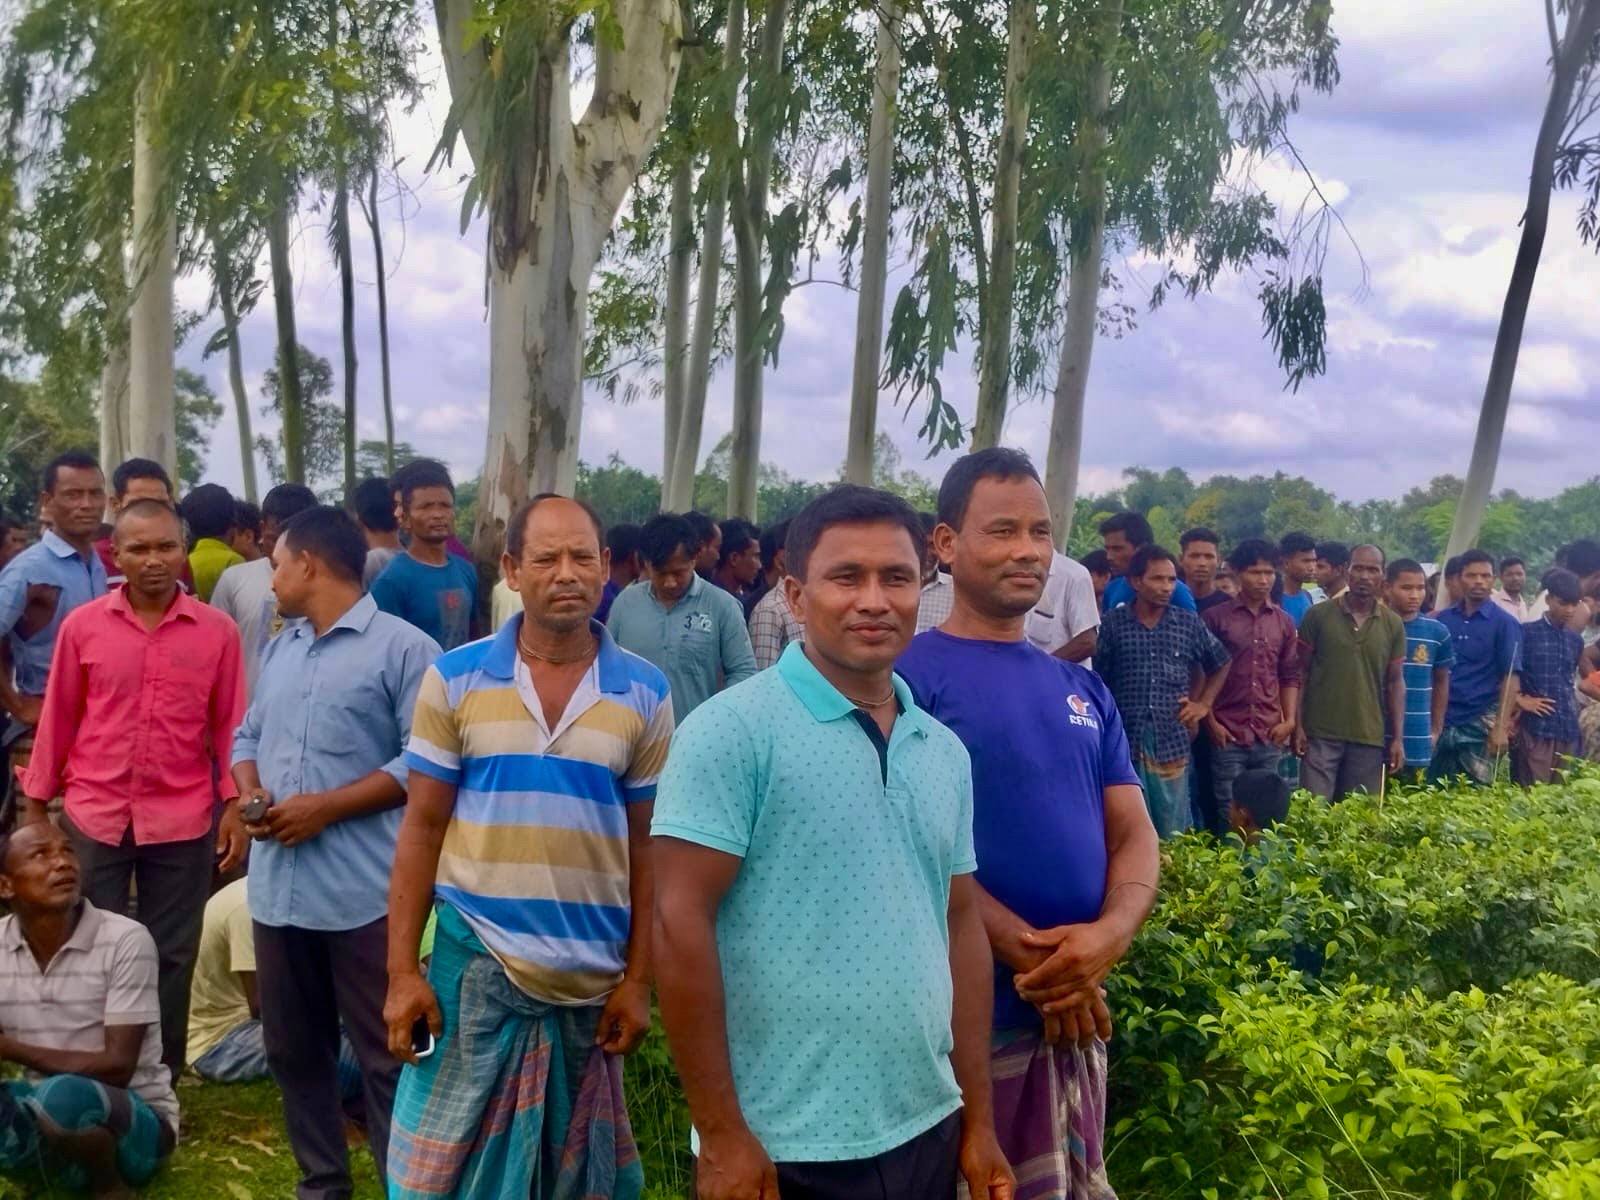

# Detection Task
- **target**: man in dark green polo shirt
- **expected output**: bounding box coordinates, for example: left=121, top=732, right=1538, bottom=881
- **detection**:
left=1295, top=544, right=1406, bottom=802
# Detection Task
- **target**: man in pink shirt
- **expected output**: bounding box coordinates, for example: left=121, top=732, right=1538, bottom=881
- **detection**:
left=19, top=499, right=247, bottom=1078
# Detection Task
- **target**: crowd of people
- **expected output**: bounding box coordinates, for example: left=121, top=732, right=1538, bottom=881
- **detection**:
left=0, top=444, right=1595, bottom=1200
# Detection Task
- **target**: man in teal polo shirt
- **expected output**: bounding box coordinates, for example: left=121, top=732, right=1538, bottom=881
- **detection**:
left=607, top=513, right=757, bottom=717
left=653, top=486, right=1013, bottom=1200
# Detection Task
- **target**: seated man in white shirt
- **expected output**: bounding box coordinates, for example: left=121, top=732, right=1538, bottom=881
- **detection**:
left=0, top=823, right=178, bottom=1198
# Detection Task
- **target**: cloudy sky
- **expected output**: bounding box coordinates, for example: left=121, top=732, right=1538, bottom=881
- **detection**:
left=178, top=0, right=1600, bottom=506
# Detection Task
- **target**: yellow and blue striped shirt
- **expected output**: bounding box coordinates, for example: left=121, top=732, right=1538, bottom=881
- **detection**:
left=406, top=616, right=674, bottom=1004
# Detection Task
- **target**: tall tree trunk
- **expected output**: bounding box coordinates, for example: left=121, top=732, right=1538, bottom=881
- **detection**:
left=665, top=0, right=742, bottom=514
left=1043, top=0, right=1120, bottom=546
left=210, top=232, right=258, bottom=502
left=1448, top=0, right=1600, bottom=557
left=727, top=0, right=788, bottom=519
left=99, top=338, right=131, bottom=476
left=267, top=194, right=305, bottom=483
left=667, top=178, right=727, bottom=512
left=434, top=0, right=681, bottom=559
left=845, top=0, right=902, bottom=486
left=361, top=164, right=397, bottom=474
left=972, top=0, right=1035, bottom=449
left=661, top=159, right=694, bottom=501
left=128, top=70, right=176, bottom=478
left=335, top=173, right=359, bottom=506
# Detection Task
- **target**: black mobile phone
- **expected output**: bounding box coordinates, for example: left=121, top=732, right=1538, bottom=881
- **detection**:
left=410, top=1017, right=435, bottom=1059
left=241, top=794, right=270, bottom=824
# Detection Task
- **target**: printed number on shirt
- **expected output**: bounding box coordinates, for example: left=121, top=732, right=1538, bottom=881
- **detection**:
left=682, top=612, right=714, bottom=634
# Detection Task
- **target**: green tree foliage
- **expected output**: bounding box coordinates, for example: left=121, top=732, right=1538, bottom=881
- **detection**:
left=256, top=345, right=341, bottom=496
left=0, top=369, right=97, bottom=519
left=175, top=367, right=224, bottom=490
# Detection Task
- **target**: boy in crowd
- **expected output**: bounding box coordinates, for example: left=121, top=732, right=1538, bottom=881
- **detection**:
left=1513, top=568, right=1586, bottom=785
left=1276, top=532, right=1324, bottom=627
left=1228, top=769, right=1291, bottom=844
left=180, top=484, right=243, bottom=603
left=1180, top=527, right=1228, bottom=613
left=1385, top=559, right=1455, bottom=780
left=1494, top=555, right=1533, bottom=623
left=231, top=502, right=263, bottom=562
left=1314, top=541, right=1350, bottom=600
left=371, top=461, right=479, bottom=651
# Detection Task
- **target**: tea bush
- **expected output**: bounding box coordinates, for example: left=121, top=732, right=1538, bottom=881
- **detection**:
left=1108, top=766, right=1600, bottom=1199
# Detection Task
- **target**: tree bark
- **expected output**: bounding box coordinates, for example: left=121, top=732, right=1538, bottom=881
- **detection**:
left=972, top=0, right=1035, bottom=449
left=128, top=70, right=176, bottom=479
left=667, top=175, right=727, bottom=512
left=99, top=338, right=130, bottom=478
left=727, top=0, right=788, bottom=519
left=363, top=165, right=396, bottom=475
left=1043, top=0, right=1120, bottom=546
left=211, top=232, right=258, bottom=502
left=267, top=195, right=305, bottom=484
left=335, top=174, right=359, bottom=506
left=438, top=0, right=681, bottom=558
left=661, top=158, right=694, bottom=501
left=845, top=0, right=902, bottom=486
left=1448, top=0, right=1600, bottom=557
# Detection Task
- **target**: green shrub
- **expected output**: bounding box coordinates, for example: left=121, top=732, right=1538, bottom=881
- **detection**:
left=1108, top=766, right=1600, bottom=1199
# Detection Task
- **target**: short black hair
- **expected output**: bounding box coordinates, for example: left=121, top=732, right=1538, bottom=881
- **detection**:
left=1458, top=548, right=1495, bottom=572
left=42, top=450, right=101, bottom=494
left=1563, top=538, right=1600, bottom=578
left=606, top=523, right=642, bottom=562
left=1279, top=531, right=1317, bottom=557
left=1500, top=555, right=1525, bottom=572
left=1080, top=549, right=1111, bottom=575
left=233, top=500, right=261, bottom=536
left=261, top=483, right=318, bottom=527
left=180, top=483, right=236, bottom=540
left=1233, top=769, right=1291, bottom=830
left=393, top=458, right=454, bottom=509
left=280, top=506, right=367, bottom=584
left=759, top=520, right=789, bottom=569
left=682, top=511, right=718, bottom=550
left=1180, top=526, right=1221, bottom=551
left=1315, top=541, right=1350, bottom=569
left=638, top=514, right=698, bottom=569
left=111, top=457, right=172, bottom=500
left=1100, top=510, right=1154, bottom=548
left=354, top=477, right=398, bottom=533
left=1227, top=539, right=1279, bottom=573
left=718, top=518, right=760, bottom=567
left=1542, top=567, right=1583, bottom=605
left=1443, top=554, right=1464, bottom=578
left=1128, top=544, right=1177, bottom=578
left=935, top=447, right=1041, bottom=530
left=113, top=497, right=182, bottom=538
left=1386, top=557, right=1426, bottom=583
left=506, top=493, right=605, bottom=559
left=786, top=485, right=924, bottom=581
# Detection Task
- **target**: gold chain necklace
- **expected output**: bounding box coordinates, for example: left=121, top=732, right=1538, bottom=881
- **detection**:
left=841, top=688, right=896, bottom=709
left=518, top=633, right=596, bottom=666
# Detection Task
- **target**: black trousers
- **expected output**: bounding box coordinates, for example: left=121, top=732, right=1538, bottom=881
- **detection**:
left=63, top=814, right=212, bottom=1079
left=698, top=1112, right=962, bottom=1200
left=253, top=918, right=400, bottom=1200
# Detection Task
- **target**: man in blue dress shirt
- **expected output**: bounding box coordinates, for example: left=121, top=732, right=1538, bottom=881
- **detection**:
left=0, top=452, right=107, bottom=772
left=1430, top=549, right=1522, bottom=786
left=233, top=506, right=439, bottom=1200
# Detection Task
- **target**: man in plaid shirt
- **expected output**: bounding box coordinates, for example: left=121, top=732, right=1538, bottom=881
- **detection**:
left=1096, top=545, right=1231, bottom=838
left=1514, top=567, right=1586, bottom=785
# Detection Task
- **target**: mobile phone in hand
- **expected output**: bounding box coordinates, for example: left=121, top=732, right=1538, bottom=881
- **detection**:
left=411, top=1017, right=435, bottom=1059
left=241, top=794, right=270, bottom=824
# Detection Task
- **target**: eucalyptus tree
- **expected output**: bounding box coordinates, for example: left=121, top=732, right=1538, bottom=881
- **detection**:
left=432, top=0, right=683, bottom=558
left=1448, top=0, right=1600, bottom=557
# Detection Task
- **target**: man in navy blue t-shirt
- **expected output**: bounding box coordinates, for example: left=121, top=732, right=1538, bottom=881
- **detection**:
left=899, top=448, right=1158, bottom=1198
left=370, top=460, right=479, bottom=651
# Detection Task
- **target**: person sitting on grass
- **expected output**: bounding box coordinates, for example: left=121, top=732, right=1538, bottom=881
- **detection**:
left=0, top=822, right=177, bottom=1199
left=1228, top=769, right=1292, bottom=844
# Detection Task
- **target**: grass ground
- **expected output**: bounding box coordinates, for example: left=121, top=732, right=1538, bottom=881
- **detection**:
left=0, top=1035, right=692, bottom=1199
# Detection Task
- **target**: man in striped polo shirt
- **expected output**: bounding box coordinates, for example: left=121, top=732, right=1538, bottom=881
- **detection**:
left=384, top=495, right=674, bottom=1199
